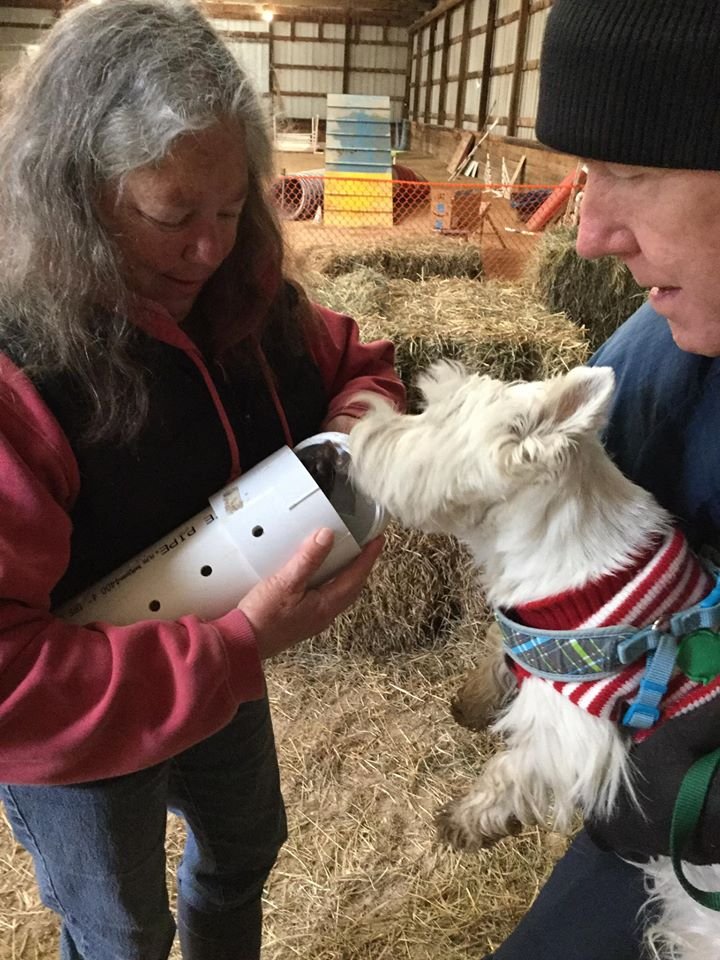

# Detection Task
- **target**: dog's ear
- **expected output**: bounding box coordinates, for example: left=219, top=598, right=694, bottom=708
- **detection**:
left=542, top=366, right=615, bottom=436
left=415, top=360, right=470, bottom=408
left=500, top=366, right=615, bottom=474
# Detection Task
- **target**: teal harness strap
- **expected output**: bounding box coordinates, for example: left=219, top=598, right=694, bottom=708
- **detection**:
left=670, top=747, right=720, bottom=910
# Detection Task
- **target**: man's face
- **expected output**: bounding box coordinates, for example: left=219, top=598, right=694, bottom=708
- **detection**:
left=576, top=161, right=720, bottom=356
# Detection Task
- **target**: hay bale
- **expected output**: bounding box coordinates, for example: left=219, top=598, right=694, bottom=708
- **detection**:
left=529, top=225, right=646, bottom=351
left=359, top=277, right=590, bottom=410
left=309, top=266, right=390, bottom=320
left=307, top=277, right=590, bottom=658
left=319, top=238, right=484, bottom=281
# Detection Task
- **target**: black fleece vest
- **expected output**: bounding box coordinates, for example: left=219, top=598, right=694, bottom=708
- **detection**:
left=11, top=326, right=327, bottom=609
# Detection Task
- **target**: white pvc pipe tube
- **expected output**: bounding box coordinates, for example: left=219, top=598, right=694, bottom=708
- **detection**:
left=58, top=433, right=385, bottom=626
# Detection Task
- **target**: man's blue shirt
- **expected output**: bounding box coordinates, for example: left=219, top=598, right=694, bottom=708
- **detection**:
left=590, top=302, right=720, bottom=555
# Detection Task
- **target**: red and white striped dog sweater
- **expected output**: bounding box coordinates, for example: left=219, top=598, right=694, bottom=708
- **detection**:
left=508, top=529, right=717, bottom=740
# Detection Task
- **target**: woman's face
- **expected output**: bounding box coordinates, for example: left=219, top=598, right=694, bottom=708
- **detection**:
left=99, top=123, right=249, bottom=322
left=576, top=161, right=720, bottom=356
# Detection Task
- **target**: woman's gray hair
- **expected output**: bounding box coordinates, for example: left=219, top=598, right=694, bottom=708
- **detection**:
left=0, top=0, right=282, bottom=441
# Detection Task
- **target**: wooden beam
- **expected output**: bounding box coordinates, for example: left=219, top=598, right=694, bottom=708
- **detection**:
left=0, top=19, right=52, bottom=29
left=411, top=30, right=422, bottom=121
left=268, top=34, right=406, bottom=46
left=436, top=11, right=451, bottom=126
left=1, top=0, right=58, bottom=9
left=218, top=29, right=270, bottom=40
left=5, top=0, right=433, bottom=26
left=342, top=17, right=351, bottom=94
left=402, top=28, right=413, bottom=120
left=272, top=62, right=404, bottom=75
left=203, top=0, right=428, bottom=21
left=453, top=0, right=472, bottom=129
left=267, top=17, right=274, bottom=99
left=477, top=0, right=497, bottom=129
left=277, top=89, right=404, bottom=101
left=507, top=0, right=530, bottom=137
left=410, top=0, right=464, bottom=33
left=423, top=18, right=436, bottom=125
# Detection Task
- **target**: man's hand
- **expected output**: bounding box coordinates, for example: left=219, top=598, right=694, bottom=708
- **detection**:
left=238, top=527, right=384, bottom=660
left=587, top=695, right=720, bottom=865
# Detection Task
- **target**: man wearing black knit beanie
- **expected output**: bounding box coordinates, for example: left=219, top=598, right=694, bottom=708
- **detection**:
left=484, top=2, right=720, bottom=958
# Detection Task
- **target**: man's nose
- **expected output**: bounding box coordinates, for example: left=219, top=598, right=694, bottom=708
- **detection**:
left=575, top=175, right=639, bottom=261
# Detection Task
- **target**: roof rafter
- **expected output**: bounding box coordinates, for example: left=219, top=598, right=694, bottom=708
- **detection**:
left=202, top=1, right=432, bottom=26
left=2, top=0, right=436, bottom=26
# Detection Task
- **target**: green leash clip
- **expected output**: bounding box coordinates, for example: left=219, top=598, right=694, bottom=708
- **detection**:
left=676, top=629, right=720, bottom=684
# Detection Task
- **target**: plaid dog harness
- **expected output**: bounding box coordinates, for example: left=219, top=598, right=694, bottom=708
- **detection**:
left=496, top=529, right=720, bottom=736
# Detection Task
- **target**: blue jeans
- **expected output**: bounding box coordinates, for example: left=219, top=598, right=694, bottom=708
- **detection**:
left=0, top=695, right=287, bottom=960
left=485, top=830, right=655, bottom=959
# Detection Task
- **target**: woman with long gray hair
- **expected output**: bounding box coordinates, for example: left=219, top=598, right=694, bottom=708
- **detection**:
left=0, top=0, right=404, bottom=956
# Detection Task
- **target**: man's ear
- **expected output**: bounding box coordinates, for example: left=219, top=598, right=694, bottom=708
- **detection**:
left=496, top=366, right=615, bottom=475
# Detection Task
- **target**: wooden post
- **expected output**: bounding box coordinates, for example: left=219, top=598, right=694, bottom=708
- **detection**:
left=423, top=18, right=436, bottom=125
left=453, top=0, right=473, bottom=130
left=267, top=16, right=274, bottom=102
left=411, top=27, right=422, bottom=122
left=477, top=0, right=498, bottom=129
left=507, top=0, right=530, bottom=137
left=342, top=16, right=352, bottom=94
left=403, top=28, right=414, bottom=122
left=437, top=11, right=452, bottom=126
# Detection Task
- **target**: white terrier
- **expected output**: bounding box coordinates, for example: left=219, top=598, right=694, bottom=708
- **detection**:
left=349, top=361, right=720, bottom=960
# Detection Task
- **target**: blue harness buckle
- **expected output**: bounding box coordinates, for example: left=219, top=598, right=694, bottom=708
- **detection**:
left=621, top=632, right=678, bottom=730
left=622, top=701, right=661, bottom=729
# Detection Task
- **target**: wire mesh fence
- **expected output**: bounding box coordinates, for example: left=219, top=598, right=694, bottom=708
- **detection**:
left=271, top=173, right=578, bottom=282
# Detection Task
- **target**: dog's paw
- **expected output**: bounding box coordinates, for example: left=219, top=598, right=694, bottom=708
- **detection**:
left=435, top=800, right=522, bottom=852
left=450, top=628, right=518, bottom=731
left=450, top=687, right=498, bottom=731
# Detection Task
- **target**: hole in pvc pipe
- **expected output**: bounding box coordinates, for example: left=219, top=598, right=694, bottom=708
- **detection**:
left=200, top=565, right=212, bottom=577
left=149, top=599, right=161, bottom=612
left=252, top=525, right=264, bottom=538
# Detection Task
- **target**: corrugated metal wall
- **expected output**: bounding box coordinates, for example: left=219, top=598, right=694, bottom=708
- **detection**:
left=409, top=0, right=551, bottom=139
left=0, top=6, right=52, bottom=75
left=212, top=19, right=270, bottom=95
left=0, top=8, right=408, bottom=125
left=0, top=1, right=553, bottom=139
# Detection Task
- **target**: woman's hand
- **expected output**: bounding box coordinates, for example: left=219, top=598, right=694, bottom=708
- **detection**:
left=238, top=527, right=384, bottom=660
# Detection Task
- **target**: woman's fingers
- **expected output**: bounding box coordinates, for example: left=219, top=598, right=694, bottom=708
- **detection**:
left=238, top=530, right=384, bottom=661
left=314, top=534, right=384, bottom=607
left=274, top=527, right=336, bottom=595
